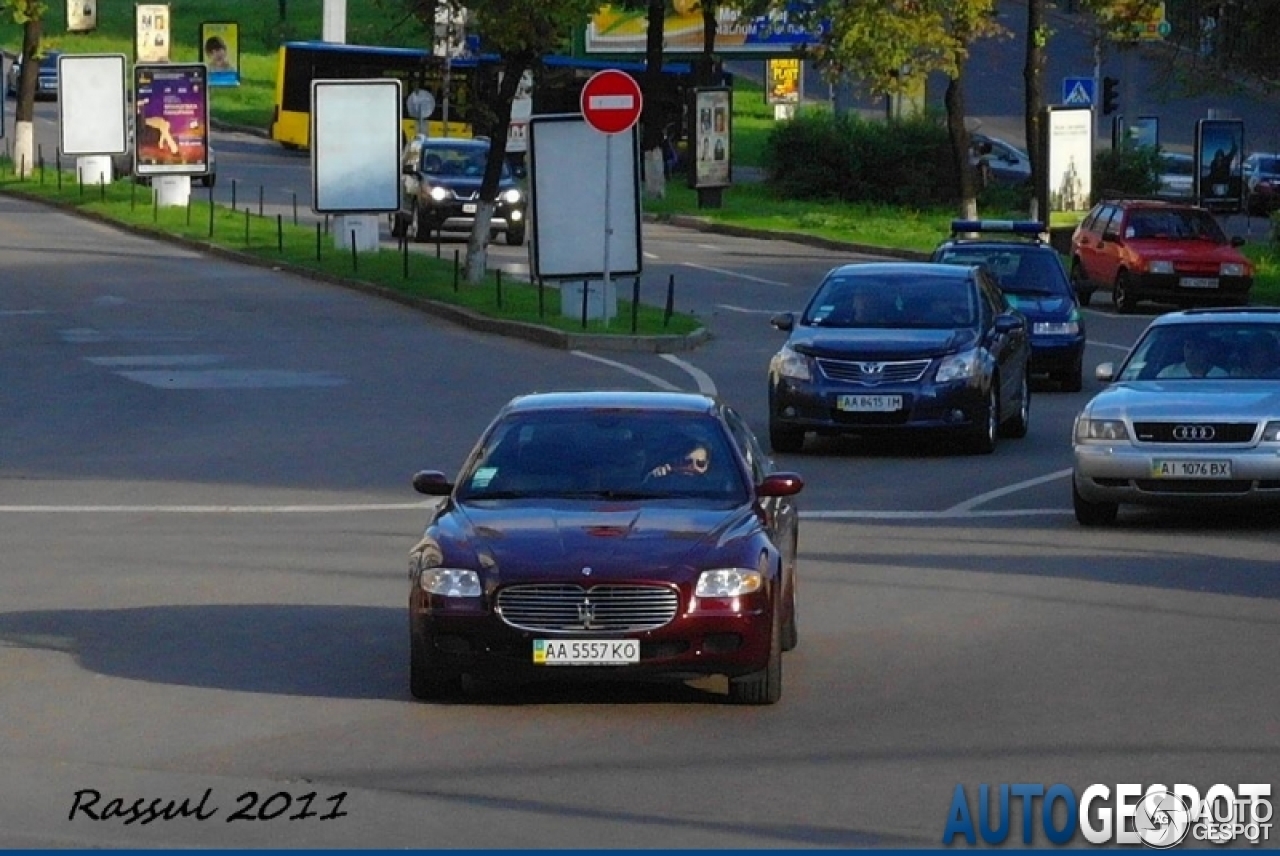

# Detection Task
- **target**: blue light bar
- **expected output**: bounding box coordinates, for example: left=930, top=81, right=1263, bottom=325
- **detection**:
left=950, top=219, right=1047, bottom=237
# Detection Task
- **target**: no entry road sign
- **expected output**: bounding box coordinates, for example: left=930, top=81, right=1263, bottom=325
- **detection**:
left=580, top=69, right=643, bottom=135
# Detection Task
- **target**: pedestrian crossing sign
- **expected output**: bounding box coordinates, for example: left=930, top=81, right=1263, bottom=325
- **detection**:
left=1062, top=77, right=1095, bottom=106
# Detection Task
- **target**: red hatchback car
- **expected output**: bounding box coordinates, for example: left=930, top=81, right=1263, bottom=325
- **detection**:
left=1068, top=199, right=1254, bottom=313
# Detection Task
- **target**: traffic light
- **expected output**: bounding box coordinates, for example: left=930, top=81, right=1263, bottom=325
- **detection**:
left=1102, top=76, right=1120, bottom=116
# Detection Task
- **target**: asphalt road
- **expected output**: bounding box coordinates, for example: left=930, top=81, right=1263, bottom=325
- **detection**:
left=2, top=187, right=1278, bottom=848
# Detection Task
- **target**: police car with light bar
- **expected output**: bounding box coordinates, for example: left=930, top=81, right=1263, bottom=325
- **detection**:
left=931, top=220, right=1087, bottom=391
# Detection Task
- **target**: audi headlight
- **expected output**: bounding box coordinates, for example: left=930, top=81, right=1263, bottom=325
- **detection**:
left=774, top=345, right=811, bottom=381
left=502, top=188, right=522, bottom=204
left=1033, top=321, right=1080, bottom=336
left=696, top=569, right=764, bottom=597
left=1220, top=262, right=1248, bottom=277
left=1075, top=418, right=1129, bottom=442
left=420, top=568, right=482, bottom=597
left=1148, top=260, right=1175, bottom=274
left=936, top=349, right=981, bottom=383
left=429, top=186, right=450, bottom=202
left=1261, top=421, right=1280, bottom=442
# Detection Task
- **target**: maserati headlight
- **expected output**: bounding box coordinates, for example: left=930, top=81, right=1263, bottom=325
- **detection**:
left=773, top=345, right=811, bottom=381
left=696, top=569, right=764, bottom=597
left=502, top=188, right=522, bottom=204
left=1220, top=262, right=1247, bottom=277
left=429, top=186, right=450, bottom=202
left=936, top=349, right=981, bottom=383
left=1075, top=418, right=1129, bottom=442
left=1148, top=260, right=1175, bottom=274
left=420, top=568, right=482, bottom=597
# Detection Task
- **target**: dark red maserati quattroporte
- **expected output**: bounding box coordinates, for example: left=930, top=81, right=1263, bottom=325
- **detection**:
left=406, top=391, right=804, bottom=704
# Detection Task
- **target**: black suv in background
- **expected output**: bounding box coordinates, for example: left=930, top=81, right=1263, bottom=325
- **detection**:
left=931, top=220, right=1087, bottom=391
left=392, top=136, right=527, bottom=246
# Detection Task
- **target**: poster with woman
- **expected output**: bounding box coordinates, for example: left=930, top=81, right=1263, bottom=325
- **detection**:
left=199, top=22, right=241, bottom=88
left=1195, top=118, right=1245, bottom=213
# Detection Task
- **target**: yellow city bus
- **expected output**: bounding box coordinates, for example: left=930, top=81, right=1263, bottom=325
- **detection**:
left=269, top=41, right=483, bottom=149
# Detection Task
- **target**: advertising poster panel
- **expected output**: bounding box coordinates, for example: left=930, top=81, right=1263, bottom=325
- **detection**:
left=133, top=63, right=210, bottom=177
left=199, top=21, right=241, bottom=87
left=690, top=87, right=731, bottom=190
left=1195, top=118, right=1244, bottom=213
left=766, top=58, right=802, bottom=105
left=67, top=0, right=97, bottom=33
left=135, top=4, right=171, bottom=63
left=1041, top=105, right=1093, bottom=227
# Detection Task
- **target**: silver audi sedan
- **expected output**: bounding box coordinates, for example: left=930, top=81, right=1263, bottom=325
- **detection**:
left=1072, top=307, right=1280, bottom=525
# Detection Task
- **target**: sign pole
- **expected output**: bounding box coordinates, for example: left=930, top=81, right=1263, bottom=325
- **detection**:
left=602, top=133, right=613, bottom=328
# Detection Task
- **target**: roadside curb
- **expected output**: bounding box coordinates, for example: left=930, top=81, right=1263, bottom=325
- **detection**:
left=0, top=187, right=713, bottom=354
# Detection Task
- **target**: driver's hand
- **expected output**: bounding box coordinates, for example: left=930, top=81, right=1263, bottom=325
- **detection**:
left=648, top=463, right=673, bottom=477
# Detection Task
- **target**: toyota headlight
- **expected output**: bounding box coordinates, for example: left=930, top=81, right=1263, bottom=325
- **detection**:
left=936, top=349, right=981, bottom=383
left=696, top=569, right=764, bottom=597
left=1148, top=260, right=1175, bottom=274
left=1075, top=418, right=1129, bottom=442
left=502, top=188, right=522, bottom=204
left=420, top=568, right=482, bottom=597
left=1220, top=262, right=1248, bottom=277
left=774, top=345, right=811, bottom=381
left=429, top=186, right=450, bottom=202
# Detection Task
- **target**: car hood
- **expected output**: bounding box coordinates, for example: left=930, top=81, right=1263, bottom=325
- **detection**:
left=1003, top=293, right=1075, bottom=319
left=1124, top=239, right=1246, bottom=264
left=1084, top=381, right=1280, bottom=421
left=433, top=502, right=750, bottom=581
left=788, top=327, right=975, bottom=359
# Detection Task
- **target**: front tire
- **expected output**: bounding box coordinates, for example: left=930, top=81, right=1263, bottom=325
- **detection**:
left=966, top=385, right=999, bottom=454
left=1056, top=356, right=1084, bottom=392
left=769, top=418, right=805, bottom=454
left=1072, top=479, right=1119, bottom=526
left=999, top=371, right=1030, bottom=438
left=412, top=200, right=432, bottom=243
left=728, top=592, right=783, bottom=705
left=1070, top=259, right=1093, bottom=307
left=1113, top=270, right=1138, bottom=314
left=410, top=626, right=464, bottom=701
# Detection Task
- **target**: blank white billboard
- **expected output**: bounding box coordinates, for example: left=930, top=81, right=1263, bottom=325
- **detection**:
left=57, top=54, right=128, bottom=156
left=528, top=114, right=641, bottom=280
left=310, top=79, right=402, bottom=214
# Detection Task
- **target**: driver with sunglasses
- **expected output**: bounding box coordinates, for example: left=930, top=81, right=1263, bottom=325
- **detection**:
left=647, top=443, right=711, bottom=479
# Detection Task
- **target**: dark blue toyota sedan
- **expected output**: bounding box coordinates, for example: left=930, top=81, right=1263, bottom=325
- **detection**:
left=767, top=261, right=1031, bottom=455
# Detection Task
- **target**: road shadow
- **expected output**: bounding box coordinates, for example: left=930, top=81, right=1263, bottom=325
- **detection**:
left=0, top=603, right=736, bottom=705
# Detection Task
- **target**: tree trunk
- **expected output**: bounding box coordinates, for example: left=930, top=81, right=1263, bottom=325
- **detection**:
left=14, top=13, right=42, bottom=179
left=1023, top=0, right=1046, bottom=219
left=464, top=53, right=530, bottom=284
left=641, top=0, right=666, bottom=199
left=944, top=75, right=977, bottom=220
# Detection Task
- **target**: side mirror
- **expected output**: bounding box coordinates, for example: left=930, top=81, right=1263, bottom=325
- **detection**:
left=994, top=313, right=1024, bottom=334
left=757, top=472, right=804, bottom=497
left=1095, top=362, right=1116, bottom=383
left=770, top=311, right=795, bottom=332
left=412, top=470, right=453, bottom=496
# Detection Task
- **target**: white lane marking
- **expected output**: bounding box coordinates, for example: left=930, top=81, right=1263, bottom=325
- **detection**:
left=570, top=350, right=681, bottom=391
left=802, top=509, right=1072, bottom=519
left=682, top=262, right=791, bottom=287
left=946, top=468, right=1073, bottom=513
left=118, top=369, right=347, bottom=389
left=87, top=355, right=225, bottom=367
left=659, top=353, right=716, bottom=396
left=717, top=304, right=788, bottom=315
left=1093, top=340, right=1132, bottom=352
left=643, top=251, right=660, bottom=260
left=0, top=309, right=47, bottom=316
left=0, top=503, right=432, bottom=514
